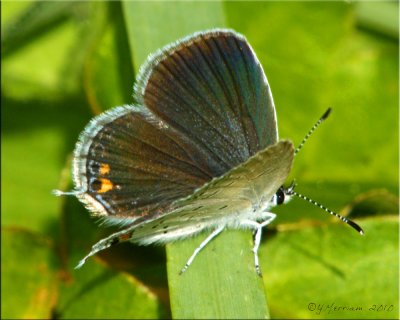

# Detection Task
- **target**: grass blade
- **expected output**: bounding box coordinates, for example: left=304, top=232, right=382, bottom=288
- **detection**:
left=122, top=1, right=269, bottom=318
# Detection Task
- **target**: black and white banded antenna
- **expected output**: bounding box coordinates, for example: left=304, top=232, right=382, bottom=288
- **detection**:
left=287, top=108, right=364, bottom=235
left=286, top=184, right=364, bottom=235
left=295, top=107, right=331, bottom=156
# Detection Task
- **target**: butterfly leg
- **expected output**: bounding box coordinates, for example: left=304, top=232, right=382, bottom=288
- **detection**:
left=243, top=212, right=276, bottom=276
left=257, top=212, right=277, bottom=225
left=179, top=225, right=225, bottom=275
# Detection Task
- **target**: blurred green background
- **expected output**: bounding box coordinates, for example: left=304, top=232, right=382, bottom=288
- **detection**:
left=2, top=1, right=398, bottom=319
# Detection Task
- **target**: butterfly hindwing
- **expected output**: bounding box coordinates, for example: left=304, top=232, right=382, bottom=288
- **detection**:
left=124, top=140, right=294, bottom=244
left=73, top=105, right=212, bottom=222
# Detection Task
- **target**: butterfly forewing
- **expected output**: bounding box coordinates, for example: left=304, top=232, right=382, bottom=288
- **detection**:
left=135, top=29, right=278, bottom=176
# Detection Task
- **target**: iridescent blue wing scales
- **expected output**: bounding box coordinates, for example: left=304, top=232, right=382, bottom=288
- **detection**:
left=135, top=29, right=278, bottom=174
left=72, top=29, right=279, bottom=226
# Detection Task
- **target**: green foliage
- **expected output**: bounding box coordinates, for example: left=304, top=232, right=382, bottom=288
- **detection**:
left=2, top=1, right=398, bottom=319
left=2, top=228, right=57, bottom=319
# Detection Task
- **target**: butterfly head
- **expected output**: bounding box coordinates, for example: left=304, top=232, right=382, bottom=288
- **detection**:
left=271, top=180, right=296, bottom=206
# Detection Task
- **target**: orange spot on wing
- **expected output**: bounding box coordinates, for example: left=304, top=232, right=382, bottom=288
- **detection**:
left=100, top=163, right=110, bottom=175
left=119, top=232, right=133, bottom=241
left=98, top=178, right=113, bottom=193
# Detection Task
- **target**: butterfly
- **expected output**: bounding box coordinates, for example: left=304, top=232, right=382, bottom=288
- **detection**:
left=55, top=29, right=363, bottom=275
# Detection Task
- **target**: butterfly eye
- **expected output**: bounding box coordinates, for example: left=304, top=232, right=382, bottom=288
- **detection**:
left=276, top=187, right=285, bottom=205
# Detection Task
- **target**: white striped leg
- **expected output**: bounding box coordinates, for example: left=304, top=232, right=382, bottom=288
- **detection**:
left=243, top=212, right=276, bottom=276
left=179, top=225, right=225, bottom=275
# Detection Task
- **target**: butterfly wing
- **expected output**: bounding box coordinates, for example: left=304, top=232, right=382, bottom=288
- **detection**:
left=73, top=29, right=278, bottom=224
left=73, top=105, right=213, bottom=223
left=135, top=29, right=278, bottom=176
left=126, top=140, right=294, bottom=244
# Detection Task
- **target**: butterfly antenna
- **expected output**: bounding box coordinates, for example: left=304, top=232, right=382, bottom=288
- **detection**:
left=295, top=108, right=332, bottom=156
left=288, top=189, right=364, bottom=235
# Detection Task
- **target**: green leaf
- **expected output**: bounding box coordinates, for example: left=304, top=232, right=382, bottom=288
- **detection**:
left=167, top=231, right=269, bottom=319
left=1, top=228, right=58, bottom=319
left=2, top=1, right=76, bottom=55
left=2, top=1, right=105, bottom=100
left=1, top=1, right=95, bottom=233
left=56, top=188, right=169, bottom=319
left=82, top=2, right=134, bottom=114
left=122, top=1, right=269, bottom=319
left=262, top=218, right=399, bottom=319
left=343, top=189, right=399, bottom=218
left=57, top=263, right=164, bottom=319
left=355, top=1, right=399, bottom=40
